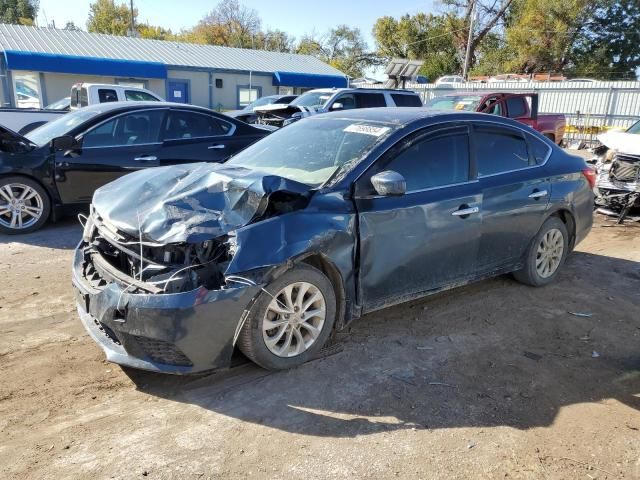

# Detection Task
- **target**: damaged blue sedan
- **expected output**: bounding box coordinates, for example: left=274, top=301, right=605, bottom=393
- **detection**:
left=72, top=109, right=594, bottom=373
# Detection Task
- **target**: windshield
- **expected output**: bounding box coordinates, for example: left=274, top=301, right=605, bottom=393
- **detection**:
left=25, top=108, right=102, bottom=146
left=291, top=91, right=332, bottom=108
left=626, top=120, right=640, bottom=134
left=245, top=96, right=277, bottom=110
left=425, top=95, right=483, bottom=111
left=45, top=97, right=70, bottom=110
left=226, top=117, right=397, bottom=186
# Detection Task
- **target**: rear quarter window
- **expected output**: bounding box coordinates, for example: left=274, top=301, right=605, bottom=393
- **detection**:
left=528, top=134, right=552, bottom=164
left=391, top=94, right=422, bottom=107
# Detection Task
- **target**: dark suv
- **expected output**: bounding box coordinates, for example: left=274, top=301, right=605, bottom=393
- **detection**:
left=253, top=88, right=423, bottom=127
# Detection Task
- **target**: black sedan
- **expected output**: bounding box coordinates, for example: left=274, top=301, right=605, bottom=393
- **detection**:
left=73, top=109, right=595, bottom=374
left=0, top=102, right=271, bottom=234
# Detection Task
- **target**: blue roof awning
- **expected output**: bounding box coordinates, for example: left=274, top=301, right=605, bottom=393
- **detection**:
left=3, top=50, right=167, bottom=79
left=273, top=71, right=347, bottom=88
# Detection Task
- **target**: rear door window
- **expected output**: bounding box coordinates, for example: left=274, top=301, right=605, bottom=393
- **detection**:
left=163, top=110, right=232, bottom=140
left=475, top=126, right=531, bottom=176
left=82, top=110, right=165, bottom=147
left=506, top=96, right=528, bottom=118
left=98, top=89, right=118, bottom=103
left=355, top=93, right=386, bottom=108
left=391, top=94, right=422, bottom=107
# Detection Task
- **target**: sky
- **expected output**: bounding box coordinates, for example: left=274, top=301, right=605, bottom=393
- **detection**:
left=36, top=0, right=437, bottom=71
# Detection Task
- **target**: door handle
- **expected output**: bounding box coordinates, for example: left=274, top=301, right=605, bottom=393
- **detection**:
left=528, top=189, right=548, bottom=199
left=208, top=144, right=225, bottom=149
left=452, top=206, right=480, bottom=217
left=134, top=155, right=158, bottom=161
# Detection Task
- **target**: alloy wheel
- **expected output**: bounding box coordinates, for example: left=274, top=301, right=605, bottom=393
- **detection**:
left=0, top=183, right=44, bottom=231
left=262, top=281, right=326, bottom=358
left=536, top=228, right=564, bottom=278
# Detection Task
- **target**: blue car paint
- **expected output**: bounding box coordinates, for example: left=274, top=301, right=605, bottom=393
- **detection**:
left=73, top=110, right=594, bottom=374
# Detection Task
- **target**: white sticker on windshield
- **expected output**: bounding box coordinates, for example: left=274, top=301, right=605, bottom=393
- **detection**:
left=344, top=124, right=390, bottom=137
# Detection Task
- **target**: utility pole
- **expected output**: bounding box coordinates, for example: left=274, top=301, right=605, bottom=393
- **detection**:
left=462, top=0, right=476, bottom=80
left=129, top=0, right=136, bottom=37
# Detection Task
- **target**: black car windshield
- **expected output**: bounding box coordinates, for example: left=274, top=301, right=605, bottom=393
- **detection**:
left=425, top=95, right=483, bottom=111
left=24, top=108, right=103, bottom=146
left=290, top=91, right=332, bottom=108
left=226, top=117, right=397, bottom=186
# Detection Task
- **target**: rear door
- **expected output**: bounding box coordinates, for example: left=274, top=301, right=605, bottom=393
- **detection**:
left=157, top=108, right=248, bottom=164
left=54, top=109, right=165, bottom=204
left=354, top=124, right=482, bottom=312
left=473, top=122, right=551, bottom=272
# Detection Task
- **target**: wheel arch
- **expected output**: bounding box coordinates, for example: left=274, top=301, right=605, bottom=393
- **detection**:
left=549, top=208, right=576, bottom=251
left=298, top=253, right=347, bottom=331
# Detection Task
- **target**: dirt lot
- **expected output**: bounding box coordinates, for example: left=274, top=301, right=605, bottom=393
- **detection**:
left=0, top=214, right=639, bottom=479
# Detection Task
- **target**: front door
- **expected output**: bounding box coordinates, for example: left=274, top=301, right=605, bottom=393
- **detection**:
left=54, top=109, right=165, bottom=204
left=472, top=123, right=551, bottom=272
left=167, top=80, right=189, bottom=104
left=354, top=125, right=482, bottom=312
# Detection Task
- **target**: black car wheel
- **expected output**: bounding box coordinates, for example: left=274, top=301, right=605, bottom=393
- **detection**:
left=0, top=176, right=51, bottom=234
left=514, top=216, right=568, bottom=287
left=237, top=264, right=336, bottom=370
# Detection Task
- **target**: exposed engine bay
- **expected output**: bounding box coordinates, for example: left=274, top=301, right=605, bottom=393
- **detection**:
left=591, top=131, right=640, bottom=224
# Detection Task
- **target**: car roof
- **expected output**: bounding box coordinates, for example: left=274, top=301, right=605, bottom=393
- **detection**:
left=305, top=87, right=419, bottom=95
left=311, top=107, right=529, bottom=128
left=77, top=101, right=216, bottom=114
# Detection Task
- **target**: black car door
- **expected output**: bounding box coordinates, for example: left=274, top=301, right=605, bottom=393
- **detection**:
left=158, top=109, right=253, bottom=164
left=54, top=109, right=166, bottom=204
left=353, top=125, right=483, bottom=312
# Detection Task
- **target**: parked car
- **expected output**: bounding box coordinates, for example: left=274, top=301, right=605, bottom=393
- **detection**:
left=253, top=88, right=423, bottom=127
left=72, top=109, right=595, bottom=374
left=591, top=120, right=640, bottom=222
left=0, top=102, right=271, bottom=234
left=225, top=94, right=298, bottom=124
left=0, top=84, right=165, bottom=135
left=424, top=92, right=566, bottom=144
left=435, top=75, right=466, bottom=86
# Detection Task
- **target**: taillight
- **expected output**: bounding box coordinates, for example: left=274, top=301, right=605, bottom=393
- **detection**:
left=582, top=167, right=597, bottom=189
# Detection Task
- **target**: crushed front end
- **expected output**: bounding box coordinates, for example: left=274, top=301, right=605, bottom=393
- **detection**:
left=594, top=151, right=640, bottom=223
left=72, top=210, right=261, bottom=373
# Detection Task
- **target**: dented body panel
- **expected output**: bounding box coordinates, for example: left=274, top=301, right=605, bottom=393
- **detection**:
left=73, top=109, right=594, bottom=374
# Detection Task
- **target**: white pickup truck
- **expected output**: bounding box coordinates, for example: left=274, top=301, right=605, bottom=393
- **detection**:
left=0, top=83, right=164, bottom=134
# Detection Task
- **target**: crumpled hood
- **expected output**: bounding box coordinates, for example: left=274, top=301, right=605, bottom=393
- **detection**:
left=91, top=163, right=310, bottom=244
left=598, top=131, right=640, bottom=156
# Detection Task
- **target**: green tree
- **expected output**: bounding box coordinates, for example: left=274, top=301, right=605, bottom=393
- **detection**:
left=137, top=23, right=175, bottom=41
left=254, top=29, right=295, bottom=53
left=296, top=26, right=378, bottom=78
left=87, top=0, right=135, bottom=36
left=373, top=13, right=460, bottom=81
left=0, top=0, right=39, bottom=26
left=184, top=0, right=261, bottom=47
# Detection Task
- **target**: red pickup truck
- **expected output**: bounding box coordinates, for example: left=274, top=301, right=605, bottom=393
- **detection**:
left=425, top=92, right=565, bottom=144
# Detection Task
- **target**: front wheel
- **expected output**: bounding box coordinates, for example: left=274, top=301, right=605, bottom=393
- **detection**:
left=0, top=176, right=50, bottom=234
left=237, top=264, right=336, bottom=370
left=514, top=216, right=568, bottom=287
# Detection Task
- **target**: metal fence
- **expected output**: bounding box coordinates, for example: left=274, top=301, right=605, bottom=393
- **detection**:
left=359, top=81, right=640, bottom=145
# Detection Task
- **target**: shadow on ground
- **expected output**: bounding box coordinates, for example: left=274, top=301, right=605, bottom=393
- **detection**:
left=0, top=217, right=81, bottom=249
left=122, top=251, right=640, bottom=438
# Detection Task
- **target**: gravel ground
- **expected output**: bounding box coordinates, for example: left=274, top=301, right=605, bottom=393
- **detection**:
left=0, top=214, right=639, bottom=479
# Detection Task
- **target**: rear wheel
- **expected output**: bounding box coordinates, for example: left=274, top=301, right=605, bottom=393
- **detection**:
left=0, top=176, right=50, bottom=234
left=514, top=216, right=568, bottom=286
left=237, top=264, right=336, bottom=370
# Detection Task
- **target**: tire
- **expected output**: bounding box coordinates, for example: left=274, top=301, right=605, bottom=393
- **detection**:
left=0, top=176, right=51, bottom=234
left=237, top=264, right=336, bottom=370
left=513, top=216, right=569, bottom=287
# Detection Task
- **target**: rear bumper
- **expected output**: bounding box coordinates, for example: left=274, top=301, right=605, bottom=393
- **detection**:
left=72, top=246, right=261, bottom=374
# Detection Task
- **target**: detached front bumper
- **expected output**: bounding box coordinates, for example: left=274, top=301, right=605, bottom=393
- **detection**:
left=72, top=247, right=261, bottom=374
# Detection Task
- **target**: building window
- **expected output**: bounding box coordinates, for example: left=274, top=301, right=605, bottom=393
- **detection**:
left=12, top=71, right=42, bottom=108
left=215, top=78, right=223, bottom=88
left=237, top=85, right=261, bottom=108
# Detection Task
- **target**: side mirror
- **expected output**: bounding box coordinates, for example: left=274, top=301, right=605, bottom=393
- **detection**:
left=51, top=135, right=76, bottom=152
left=371, top=170, right=406, bottom=196
left=330, top=102, right=344, bottom=111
